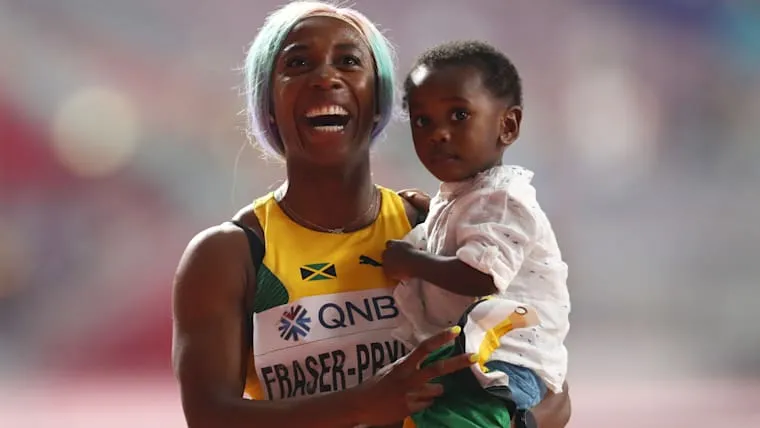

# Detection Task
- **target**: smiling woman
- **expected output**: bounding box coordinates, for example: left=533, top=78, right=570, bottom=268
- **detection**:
left=171, top=2, right=570, bottom=428
left=267, top=15, right=379, bottom=165
left=244, top=1, right=396, bottom=161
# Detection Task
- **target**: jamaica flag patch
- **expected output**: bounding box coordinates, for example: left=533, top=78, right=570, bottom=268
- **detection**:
left=299, top=263, right=337, bottom=281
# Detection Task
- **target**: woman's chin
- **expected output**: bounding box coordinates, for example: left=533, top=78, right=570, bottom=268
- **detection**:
left=296, top=126, right=369, bottom=165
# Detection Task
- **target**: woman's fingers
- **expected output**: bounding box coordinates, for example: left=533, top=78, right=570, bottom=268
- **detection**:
left=414, top=352, right=476, bottom=384
left=398, top=327, right=461, bottom=374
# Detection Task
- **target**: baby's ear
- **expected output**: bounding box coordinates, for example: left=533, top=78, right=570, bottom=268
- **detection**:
left=500, top=105, right=522, bottom=146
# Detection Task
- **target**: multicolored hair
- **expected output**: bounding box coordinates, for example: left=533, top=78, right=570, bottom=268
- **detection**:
left=244, top=1, right=397, bottom=159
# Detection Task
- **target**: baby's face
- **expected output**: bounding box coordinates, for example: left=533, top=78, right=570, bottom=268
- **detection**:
left=406, top=64, right=512, bottom=183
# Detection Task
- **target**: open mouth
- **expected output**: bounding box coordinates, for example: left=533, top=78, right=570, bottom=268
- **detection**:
left=305, top=105, right=351, bottom=133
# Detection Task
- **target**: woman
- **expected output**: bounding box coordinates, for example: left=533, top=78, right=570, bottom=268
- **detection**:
left=171, top=2, right=571, bottom=427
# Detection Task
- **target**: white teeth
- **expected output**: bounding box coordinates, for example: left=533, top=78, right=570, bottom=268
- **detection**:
left=305, top=105, right=349, bottom=118
left=313, top=125, right=345, bottom=133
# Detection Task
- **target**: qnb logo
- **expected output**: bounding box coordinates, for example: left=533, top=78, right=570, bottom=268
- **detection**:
left=318, top=296, right=398, bottom=329
left=278, top=305, right=312, bottom=341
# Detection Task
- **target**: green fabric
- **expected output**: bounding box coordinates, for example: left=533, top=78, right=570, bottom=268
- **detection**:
left=252, top=264, right=290, bottom=313
left=411, top=344, right=512, bottom=427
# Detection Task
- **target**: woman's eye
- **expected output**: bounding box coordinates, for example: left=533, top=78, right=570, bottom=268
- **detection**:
left=285, top=57, right=307, bottom=68
left=341, top=55, right=361, bottom=66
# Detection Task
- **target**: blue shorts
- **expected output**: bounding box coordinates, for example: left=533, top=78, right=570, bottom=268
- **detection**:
left=485, top=361, right=547, bottom=410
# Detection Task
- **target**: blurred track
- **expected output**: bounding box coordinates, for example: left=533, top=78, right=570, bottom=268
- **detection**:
left=2, top=376, right=759, bottom=427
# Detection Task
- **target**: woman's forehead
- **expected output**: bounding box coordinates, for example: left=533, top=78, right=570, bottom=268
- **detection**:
left=282, top=16, right=369, bottom=51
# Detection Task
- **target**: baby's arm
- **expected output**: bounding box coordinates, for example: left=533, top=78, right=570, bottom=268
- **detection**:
left=383, top=241, right=496, bottom=296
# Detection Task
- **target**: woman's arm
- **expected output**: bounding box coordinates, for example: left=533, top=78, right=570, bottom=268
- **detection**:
left=172, top=224, right=361, bottom=427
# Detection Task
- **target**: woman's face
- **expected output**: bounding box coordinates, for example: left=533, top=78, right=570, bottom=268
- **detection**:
left=271, top=16, right=377, bottom=166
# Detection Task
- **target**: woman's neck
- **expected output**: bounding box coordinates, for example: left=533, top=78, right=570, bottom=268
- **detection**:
left=280, top=157, right=378, bottom=232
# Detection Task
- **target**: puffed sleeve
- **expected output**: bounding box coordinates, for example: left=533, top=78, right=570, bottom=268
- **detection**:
left=454, top=180, right=541, bottom=293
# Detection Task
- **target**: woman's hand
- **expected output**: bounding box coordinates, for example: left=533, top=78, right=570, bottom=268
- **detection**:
left=398, top=189, right=431, bottom=216
left=525, top=381, right=571, bottom=428
left=352, top=327, right=476, bottom=427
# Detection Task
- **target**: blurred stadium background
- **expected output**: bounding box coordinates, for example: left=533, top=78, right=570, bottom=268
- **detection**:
left=1, top=0, right=759, bottom=426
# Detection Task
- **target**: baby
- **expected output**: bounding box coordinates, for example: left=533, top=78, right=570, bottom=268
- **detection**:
left=382, top=41, right=570, bottom=428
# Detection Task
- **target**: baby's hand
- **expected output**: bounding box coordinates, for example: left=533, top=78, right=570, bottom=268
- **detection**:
left=382, top=240, right=417, bottom=281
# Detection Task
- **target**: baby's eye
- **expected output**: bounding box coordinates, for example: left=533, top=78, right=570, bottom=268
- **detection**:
left=451, top=109, right=470, bottom=121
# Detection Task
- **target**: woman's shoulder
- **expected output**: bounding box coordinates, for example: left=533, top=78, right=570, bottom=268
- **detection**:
left=177, top=200, right=267, bottom=278
left=232, top=202, right=264, bottom=240
left=173, top=221, right=252, bottom=309
left=180, top=222, right=251, bottom=272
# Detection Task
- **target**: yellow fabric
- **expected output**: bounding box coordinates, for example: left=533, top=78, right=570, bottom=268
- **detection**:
left=476, top=317, right=514, bottom=373
left=254, top=186, right=408, bottom=301
left=244, top=186, right=412, bottom=398
left=244, top=356, right=265, bottom=399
